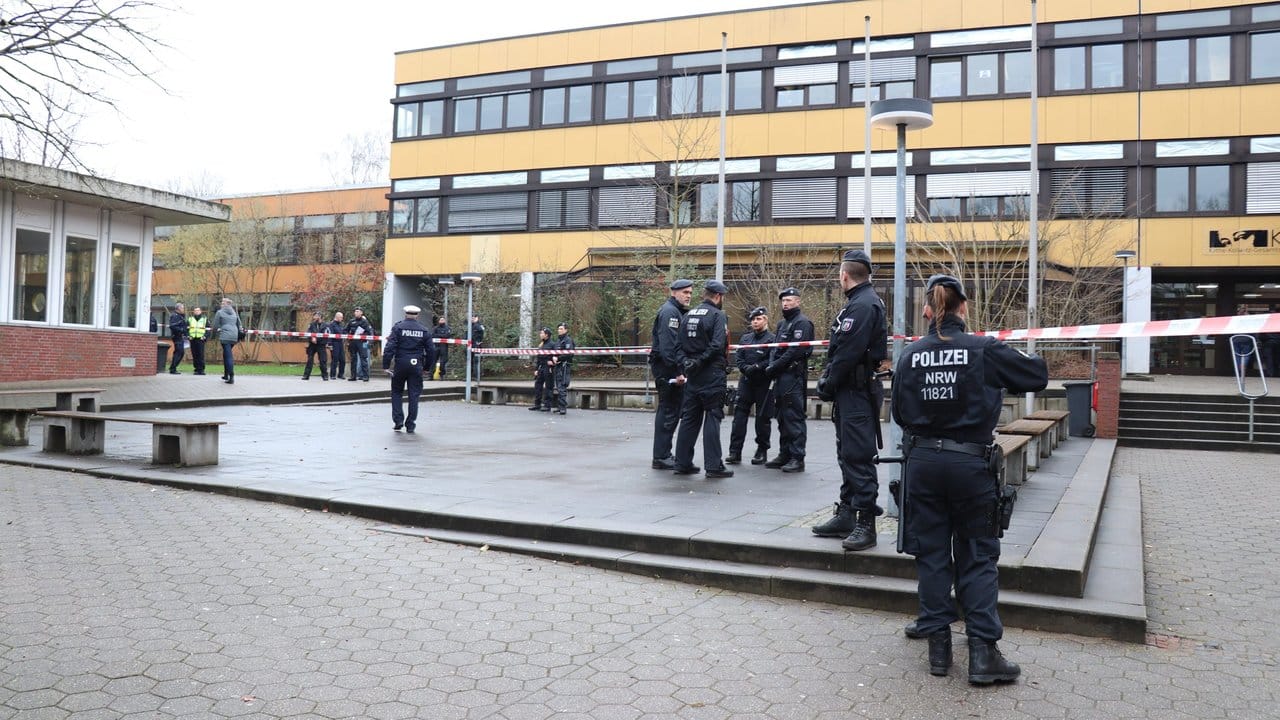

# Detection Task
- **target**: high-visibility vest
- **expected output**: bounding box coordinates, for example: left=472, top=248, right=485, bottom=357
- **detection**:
left=188, top=315, right=208, bottom=339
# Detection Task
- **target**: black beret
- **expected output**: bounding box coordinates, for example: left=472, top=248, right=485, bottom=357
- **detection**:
left=778, top=287, right=800, bottom=299
left=704, top=279, right=729, bottom=294
left=747, top=306, right=767, bottom=320
left=842, top=249, right=874, bottom=272
left=557, top=322, right=569, bottom=329
left=926, top=273, right=968, bottom=301
left=669, top=278, right=694, bottom=290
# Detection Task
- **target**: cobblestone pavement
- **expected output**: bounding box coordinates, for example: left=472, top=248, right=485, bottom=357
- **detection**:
left=2, top=451, right=1277, bottom=720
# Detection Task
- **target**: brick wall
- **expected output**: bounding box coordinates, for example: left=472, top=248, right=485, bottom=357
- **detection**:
left=0, top=325, right=162, bottom=382
left=1095, top=351, right=1121, bottom=439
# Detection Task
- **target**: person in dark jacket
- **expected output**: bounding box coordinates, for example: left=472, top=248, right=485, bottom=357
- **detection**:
left=167, top=302, right=187, bottom=374
left=650, top=279, right=694, bottom=469
left=469, top=314, right=486, bottom=379
left=346, top=308, right=373, bottom=381
left=551, top=322, right=575, bottom=415
left=302, top=311, right=329, bottom=381
left=431, top=316, right=453, bottom=379
left=328, top=311, right=346, bottom=380
left=673, top=280, right=733, bottom=478
left=891, top=273, right=1048, bottom=685
left=764, top=287, right=815, bottom=473
left=382, top=305, right=435, bottom=433
left=727, top=306, right=775, bottom=465
left=529, top=327, right=555, bottom=411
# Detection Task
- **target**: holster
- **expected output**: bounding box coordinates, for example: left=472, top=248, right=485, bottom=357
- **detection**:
left=987, top=444, right=1015, bottom=537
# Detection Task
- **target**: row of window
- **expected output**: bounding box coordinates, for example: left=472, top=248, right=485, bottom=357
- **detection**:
left=12, top=229, right=141, bottom=327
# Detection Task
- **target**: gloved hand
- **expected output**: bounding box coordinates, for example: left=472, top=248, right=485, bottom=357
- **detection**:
left=764, top=363, right=780, bottom=379
left=682, top=359, right=699, bottom=377
left=816, top=376, right=834, bottom=402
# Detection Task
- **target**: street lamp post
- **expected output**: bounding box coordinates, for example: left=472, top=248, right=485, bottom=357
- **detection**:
left=461, top=273, right=481, bottom=402
left=870, top=97, right=934, bottom=517
left=438, top=277, right=455, bottom=321
left=1115, top=249, right=1136, bottom=371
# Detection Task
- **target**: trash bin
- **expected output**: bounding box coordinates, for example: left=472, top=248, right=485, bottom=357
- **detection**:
left=156, top=342, right=170, bottom=374
left=1063, top=380, right=1095, bottom=437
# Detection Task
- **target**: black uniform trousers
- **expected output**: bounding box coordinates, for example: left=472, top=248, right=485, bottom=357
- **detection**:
left=652, top=380, right=684, bottom=461
left=553, top=364, right=572, bottom=411
left=833, top=385, right=881, bottom=511
left=303, top=342, right=327, bottom=379
left=329, top=342, right=346, bottom=379
left=773, top=370, right=807, bottom=460
left=904, top=446, right=1002, bottom=642
left=728, top=378, right=772, bottom=456
left=674, top=382, right=726, bottom=471
left=190, top=338, right=206, bottom=374
left=390, top=359, right=425, bottom=430
left=533, top=368, right=554, bottom=408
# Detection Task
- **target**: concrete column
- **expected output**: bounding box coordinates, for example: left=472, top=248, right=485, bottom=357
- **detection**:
left=519, top=271, right=534, bottom=348
left=1124, top=267, right=1152, bottom=375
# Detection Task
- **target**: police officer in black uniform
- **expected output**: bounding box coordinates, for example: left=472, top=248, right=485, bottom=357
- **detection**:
left=650, top=279, right=694, bottom=469
left=469, top=314, right=486, bottom=379
left=727, top=306, right=775, bottom=465
left=813, top=250, right=888, bottom=550
left=530, top=327, right=555, bottom=411
left=892, top=274, right=1047, bottom=684
left=551, top=322, right=575, bottom=415
left=382, top=305, right=436, bottom=434
left=763, top=288, right=814, bottom=473
left=673, top=280, right=733, bottom=479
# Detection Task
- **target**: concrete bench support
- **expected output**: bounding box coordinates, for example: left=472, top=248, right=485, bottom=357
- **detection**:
left=38, top=411, right=225, bottom=467
left=0, top=409, right=35, bottom=447
left=153, top=423, right=220, bottom=466
left=1027, top=410, right=1069, bottom=449
left=998, top=419, right=1057, bottom=470
left=995, top=434, right=1030, bottom=486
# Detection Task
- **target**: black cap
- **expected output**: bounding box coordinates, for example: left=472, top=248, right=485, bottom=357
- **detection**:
left=747, top=306, right=767, bottom=320
left=669, top=278, right=694, bottom=290
left=557, top=322, right=569, bottom=329
left=842, top=249, right=874, bottom=273
left=778, top=287, right=799, bottom=300
left=704, top=279, right=729, bottom=294
left=540, top=326, right=551, bottom=335
left=926, top=273, right=968, bottom=301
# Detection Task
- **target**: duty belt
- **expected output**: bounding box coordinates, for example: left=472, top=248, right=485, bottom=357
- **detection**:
left=906, top=435, right=991, bottom=459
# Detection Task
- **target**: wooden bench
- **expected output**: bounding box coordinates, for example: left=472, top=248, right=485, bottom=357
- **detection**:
left=1026, top=410, right=1069, bottom=448
left=994, top=433, right=1031, bottom=486
left=997, top=418, right=1058, bottom=469
left=37, top=411, right=225, bottom=467
left=0, top=388, right=103, bottom=446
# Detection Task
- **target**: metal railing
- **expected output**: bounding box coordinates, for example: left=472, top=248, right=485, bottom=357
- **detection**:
left=1230, top=334, right=1270, bottom=443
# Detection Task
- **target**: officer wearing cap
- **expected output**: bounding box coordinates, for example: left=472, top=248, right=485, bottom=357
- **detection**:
left=727, top=306, right=775, bottom=465
left=812, top=249, right=888, bottom=549
left=529, top=327, right=555, bottom=411
left=551, top=322, right=576, bottom=415
left=382, top=304, right=436, bottom=433
left=650, top=278, right=694, bottom=469
left=763, top=287, right=815, bottom=473
left=892, top=273, right=1046, bottom=684
left=673, top=280, right=733, bottom=478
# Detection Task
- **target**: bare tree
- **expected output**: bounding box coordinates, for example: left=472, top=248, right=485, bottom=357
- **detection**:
left=322, top=131, right=389, bottom=186
left=0, top=0, right=169, bottom=168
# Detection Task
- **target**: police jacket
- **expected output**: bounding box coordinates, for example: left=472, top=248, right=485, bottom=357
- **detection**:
left=554, top=333, right=576, bottom=366
left=537, top=338, right=556, bottom=373
left=677, top=299, right=728, bottom=383
left=346, top=316, right=373, bottom=343
left=326, top=320, right=345, bottom=344
left=891, top=316, right=1049, bottom=444
left=470, top=321, right=485, bottom=345
left=649, top=296, right=687, bottom=381
left=306, top=320, right=327, bottom=345
left=735, top=328, right=776, bottom=383
left=187, top=314, right=208, bottom=340
left=767, top=308, right=814, bottom=376
left=168, top=311, right=187, bottom=340
left=382, top=318, right=434, bottom=370
left=822, top=282, right=887, bottom=394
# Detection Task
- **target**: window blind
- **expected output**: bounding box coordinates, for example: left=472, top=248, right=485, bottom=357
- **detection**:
left=773, top=63, right=839, bottom=86
left=848, top=56, right=916, bottom=82
left=772, top=177, right=837, bottom=219
left=1049, top=168, right=1126, bottom=214
left=1247, top=162, right=1280, bottom=214
left=926, top=171, right=1031, bottom=198
left=598, top=186, right=657, bottom=226
left=847, top=176, right=917, bottom=218
left=446, top=192, right=528, bottom=233
left=537, top=189, right=591, bottom=229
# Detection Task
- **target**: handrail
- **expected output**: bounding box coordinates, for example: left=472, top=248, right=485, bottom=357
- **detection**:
left=1230, top=334, right=1270, bottom=401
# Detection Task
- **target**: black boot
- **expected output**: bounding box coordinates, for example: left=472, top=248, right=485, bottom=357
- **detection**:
left=780, top=458, right=805, bottom=473
left=750, top=448, right=768, bottom=465
left=725, top=452, right=742, bottom=465
left=904, top=621, right=926, bottom=639
left=764, top=454, right=790, bottom=469
left=968, top=641, right=1020, bottom=685
left=841, top=510, right=878, bottom=551
left=928, top=630, right=952, bottom=677
left=811, top=503, right=855, bottom=537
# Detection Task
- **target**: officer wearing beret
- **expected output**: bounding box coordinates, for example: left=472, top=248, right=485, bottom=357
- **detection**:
left=892, top=274, right=1047, bottom=684
left=763, top=287, right=815, bottom=473
left=551, top=322, right=576, bottom=415
left=727, top=306, right=775, bottom=465
left=813, top=249, right=888, bottom=549
left=529, top=327, right=556, bottom=411
left=673, top=280, right=733, bottom=478
left=382, top=305, right=436, bottom=433
left=650, top=279, right=694, bottom=469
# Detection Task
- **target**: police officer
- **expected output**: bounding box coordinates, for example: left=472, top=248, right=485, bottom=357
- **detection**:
left=469, top=314, right=486, bottom=379
left=650, top=279, right=694, bottom=469
left=673, top=280, right=733, bottom=478
left=891, top=274, right=1047, bottom=684
left=167, top=302, right=188, bottom=374
left=763, top=288, right=814, bottom=473
left=187, top=306, right=209, bottom=375
left=346, top=308, right=374, bottom=381
left=813, top=250, right=888, bottom=550
left=382, top=305, right=436, bottom=434
left=328, top=311, right=346, bottom=380
left=431, top=316, right=452, bottom=379
left=551, top=322, right=575, bottom=415
left=529, top=327, right=555, bottom=411
left=727, top=306, right=775, bottom=465
left=301, top=311, right=329, bottom=381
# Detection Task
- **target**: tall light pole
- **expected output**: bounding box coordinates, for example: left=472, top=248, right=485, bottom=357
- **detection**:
left=1115, top=249, right=1135, bottom=370
left=870, top=97, right=933, bottom=516
left=461, top=272, right=481, bottom=402
left=438, top=277, right=455, bottom=321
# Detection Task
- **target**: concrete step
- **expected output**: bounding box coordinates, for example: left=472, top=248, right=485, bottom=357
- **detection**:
left=1118, top=435, right=1280, bottom=452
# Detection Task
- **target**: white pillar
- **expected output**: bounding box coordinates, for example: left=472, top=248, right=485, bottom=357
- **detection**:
left=519, top=271, right=534, bottom=348
left=1124, top=266, right=1152, bottom=374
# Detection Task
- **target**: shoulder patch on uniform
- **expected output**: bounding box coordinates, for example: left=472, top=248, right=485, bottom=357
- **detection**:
left=840, top=318, right=855, bottom=333
left=793, top=330, right=803, bottom=339
left=668, top=317, right=679, bottom=328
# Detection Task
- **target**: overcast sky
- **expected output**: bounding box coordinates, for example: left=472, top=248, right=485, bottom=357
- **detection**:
left=76, top=0, right=813, bottom=197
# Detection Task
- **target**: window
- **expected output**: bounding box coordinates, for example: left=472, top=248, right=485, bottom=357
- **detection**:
left=1155, top=9, right=1231, bottom=31
left=394, top=100, right=444, bottom=138
left=932, top=52, right=1029, bottom=97
left=1050, top=168, right=1127, bottom=215
left=12, top=229, right=49, bottom=322
left=926, top=171, right=1032, bottom=215
left=774, top=63, right=838, bottom=107
left=1251, top=31, right=1280, bottom=80
left=456, top=70, right=531, bottom=92
left=300, top=234, right=335, bottom=264
left=1054, top=18, right=1124, bottom=39
left=109, top=243, right=139, bottom=329
left=447, top=192, right=528, bottom=233
left=675, top=181, right=761, bottom=224
left=928, top=198, right=961, bottom=218
left=1157, top=37, right=1231, bottom=86
left=772, top=178, right=837, bottom=219
left=603, top=79, right=657, bottom=120
left=301, top=215, right=335, bottom=229
left=397, top=80, right=444, bottom=97
left=598, top=186, right=657, bottom=226
left=390, top=198, right=439, bottom=234
left=341, top=212, right=378, bottom=228
left=671, top=74, right=725, bottom=115
left=849, top=56, right=916, bottom=104
left=454, top=91, right=529, bottom=132
left=778, top=43, right=836, bottom=60
left=1054, top=44, right=1124, bottom=91
left=848, top=175, right=917, bottom=219
left=541, top=85, right=593, bottom=125
left=63, top=236, right=96, bottom=325
left=1155, top=165, right=1230, bottom=212
left=536, top=189, right=590, bottom=229
left=1247, top=162, right=1280, bottom=213
left=733, top=70, right=762, bottom=110
left=932, top=26, right=1031, bottom=48
left=672, top=48, right=763, bottom=69
left=544, top=64, right=592, bottom=81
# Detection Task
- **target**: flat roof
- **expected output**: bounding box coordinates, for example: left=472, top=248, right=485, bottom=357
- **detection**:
left=1, top=157, right=230, bottom=226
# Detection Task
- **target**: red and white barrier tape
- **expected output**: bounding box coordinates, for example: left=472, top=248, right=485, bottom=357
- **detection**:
left=474, top=346, right=651, bottom=356
left=245, top=329, right=471, bottom=345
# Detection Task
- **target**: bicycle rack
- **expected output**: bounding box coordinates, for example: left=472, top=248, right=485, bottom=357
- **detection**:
left=1230, top=334, right=1270, bottom=443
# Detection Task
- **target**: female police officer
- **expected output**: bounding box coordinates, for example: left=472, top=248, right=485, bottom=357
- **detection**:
left=891, top=274, right=1047, bottom=684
